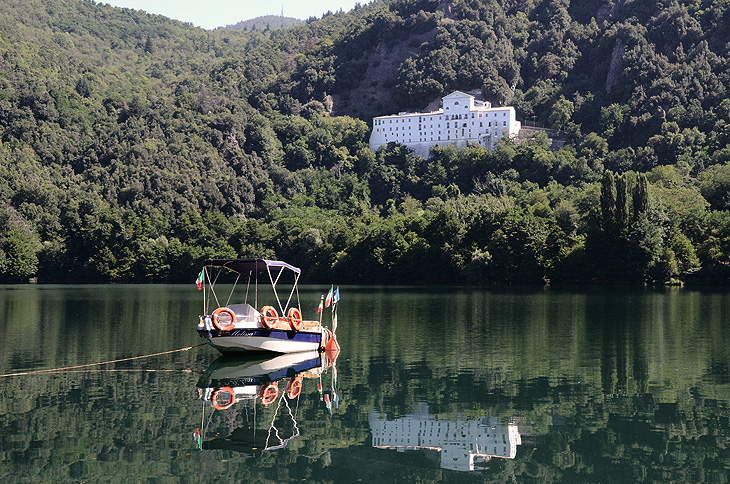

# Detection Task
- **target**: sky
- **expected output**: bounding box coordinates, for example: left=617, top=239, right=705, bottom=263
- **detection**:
left=103, top=0, right=375, bottom=30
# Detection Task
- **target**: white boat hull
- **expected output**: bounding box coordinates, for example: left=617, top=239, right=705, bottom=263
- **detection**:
left=199, top=327, right=324, bottom=354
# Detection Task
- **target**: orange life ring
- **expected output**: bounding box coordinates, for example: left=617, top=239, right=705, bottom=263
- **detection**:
left=287, top=307, right=303, bottom=331
left=212, top=386, right=236, bottom=410
left=259, top=382, right=279, bottom=406
left=286, top=376, right=303, bottom=399
left=260, top=306, right=278, bottom=329
left=212, top=307, right=236, bottom=331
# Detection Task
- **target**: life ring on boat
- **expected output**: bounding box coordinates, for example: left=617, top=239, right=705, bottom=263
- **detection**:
left=287, top=307, right=303, bottom=331
left=212, top=307, right=236, bottom=331
left=259, top=382, right=279, bottom=406
left=212, top=386, right=236, bottom=410
left=260, top=306, right=278, bottom=329
left=286, top=376, right=303, bottom=399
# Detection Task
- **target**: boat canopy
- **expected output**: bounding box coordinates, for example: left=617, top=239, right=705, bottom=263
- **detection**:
left=203, top=258, right=301, bottom=275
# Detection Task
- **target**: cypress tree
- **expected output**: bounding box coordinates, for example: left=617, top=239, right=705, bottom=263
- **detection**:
left=600, top=171, right=617, bottom=229
left=615, top=174, right=629, bottom=227
left=633, top=173, right=649, bottom=220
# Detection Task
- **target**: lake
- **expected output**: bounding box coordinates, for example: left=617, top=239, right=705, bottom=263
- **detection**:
left=1, top=284, right=729, bottom=483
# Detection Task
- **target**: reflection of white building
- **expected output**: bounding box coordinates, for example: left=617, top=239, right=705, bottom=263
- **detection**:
left=369, top=407, right=521, bottom=472
left=369, top=91, right=521, bottom=157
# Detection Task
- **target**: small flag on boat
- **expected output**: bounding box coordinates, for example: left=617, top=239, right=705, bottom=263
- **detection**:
left=333, top=287, right=340, bottom=304
left=317, top=297, right=323, bottom=314
left=193, top=428, right=202, bottom=450
left=325, top=285, right=334, bottom=308
left=195, top=269, right=204, bottom=290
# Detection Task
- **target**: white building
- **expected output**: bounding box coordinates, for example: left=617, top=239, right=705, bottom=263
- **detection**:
left=369, top=408, right=521, bottom=472
left=369, top=91, right=522, bottom=157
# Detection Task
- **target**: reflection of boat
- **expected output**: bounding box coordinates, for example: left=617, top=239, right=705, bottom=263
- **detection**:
left=197, top=351, right=329, bottom=406
left=196, top=348, right=340, bottom=455
left=195, top=258, right=340, bottom=354
left=369, top=406, right=521, bottom=471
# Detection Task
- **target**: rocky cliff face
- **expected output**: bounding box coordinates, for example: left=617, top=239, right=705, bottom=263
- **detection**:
left=330, top=28, right=437, bottom=120
left=606, top=37, right=625, bottom=94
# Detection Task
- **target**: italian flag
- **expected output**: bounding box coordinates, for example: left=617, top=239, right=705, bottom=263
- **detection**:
left=196, top=269, right=204, bottom=290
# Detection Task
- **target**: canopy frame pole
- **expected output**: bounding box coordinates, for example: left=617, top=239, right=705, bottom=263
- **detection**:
left=266, top=265, right=300, bottom=316
left=244, top=270, right=252, bottom=305
left=267, top=265, right=286, bottom=315
left=224, top=272, right=242, bottom=308
left=208, top=266, right=224, bottom=310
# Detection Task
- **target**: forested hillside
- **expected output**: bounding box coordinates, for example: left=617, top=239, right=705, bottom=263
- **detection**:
left=1, top=0, right=730, bottom=285
left=221, top=15, right=303, bottom=31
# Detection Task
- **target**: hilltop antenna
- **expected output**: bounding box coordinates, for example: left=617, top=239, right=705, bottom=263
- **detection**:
left=281, top=6, right=283, bottom=17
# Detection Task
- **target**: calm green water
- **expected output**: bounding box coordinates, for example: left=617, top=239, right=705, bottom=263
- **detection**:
left=1, top=285, right=729, bottom=483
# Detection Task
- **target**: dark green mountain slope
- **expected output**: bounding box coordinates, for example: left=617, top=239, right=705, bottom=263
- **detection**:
left=276, top=0, right=730, bottom=154
left=0, top=0, right=730, bottom=285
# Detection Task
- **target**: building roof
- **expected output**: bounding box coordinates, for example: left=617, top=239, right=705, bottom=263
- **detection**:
left=442, top=90, right=474, bottom=100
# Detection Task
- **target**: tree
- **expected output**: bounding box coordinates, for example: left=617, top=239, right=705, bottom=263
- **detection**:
left=549, top=95, right=575, bottom=133
left=1, top=229, right=39, bottom=280
left=600, top=171, right=617, bottom=229
left=633, top=173, right=649, bottom=220
left=615, top=173, right=629, bottom=227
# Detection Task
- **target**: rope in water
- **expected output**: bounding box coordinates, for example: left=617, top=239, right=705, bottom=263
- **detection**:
left=0, top=343, right=207, bottom=378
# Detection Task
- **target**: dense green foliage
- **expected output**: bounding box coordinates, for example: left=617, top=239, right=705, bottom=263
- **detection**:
left=2, top=0, right=730, bottom=284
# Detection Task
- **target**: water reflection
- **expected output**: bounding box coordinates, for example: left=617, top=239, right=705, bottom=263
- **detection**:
left=196, top=349, right=339, bottom=455
left=2, top=285, right=730, bottom=482
left=369, top=405, right=521, bottom=471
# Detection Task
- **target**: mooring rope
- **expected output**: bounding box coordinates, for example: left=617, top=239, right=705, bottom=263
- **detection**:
left=41, top=369, right=195, bottom=374
left=0, top=343, right=207, bottom=378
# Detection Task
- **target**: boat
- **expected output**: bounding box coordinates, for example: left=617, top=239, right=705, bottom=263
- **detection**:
left=196, top=258, right=340, bottom=354
left=195, top=349, right=340, bottom=454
